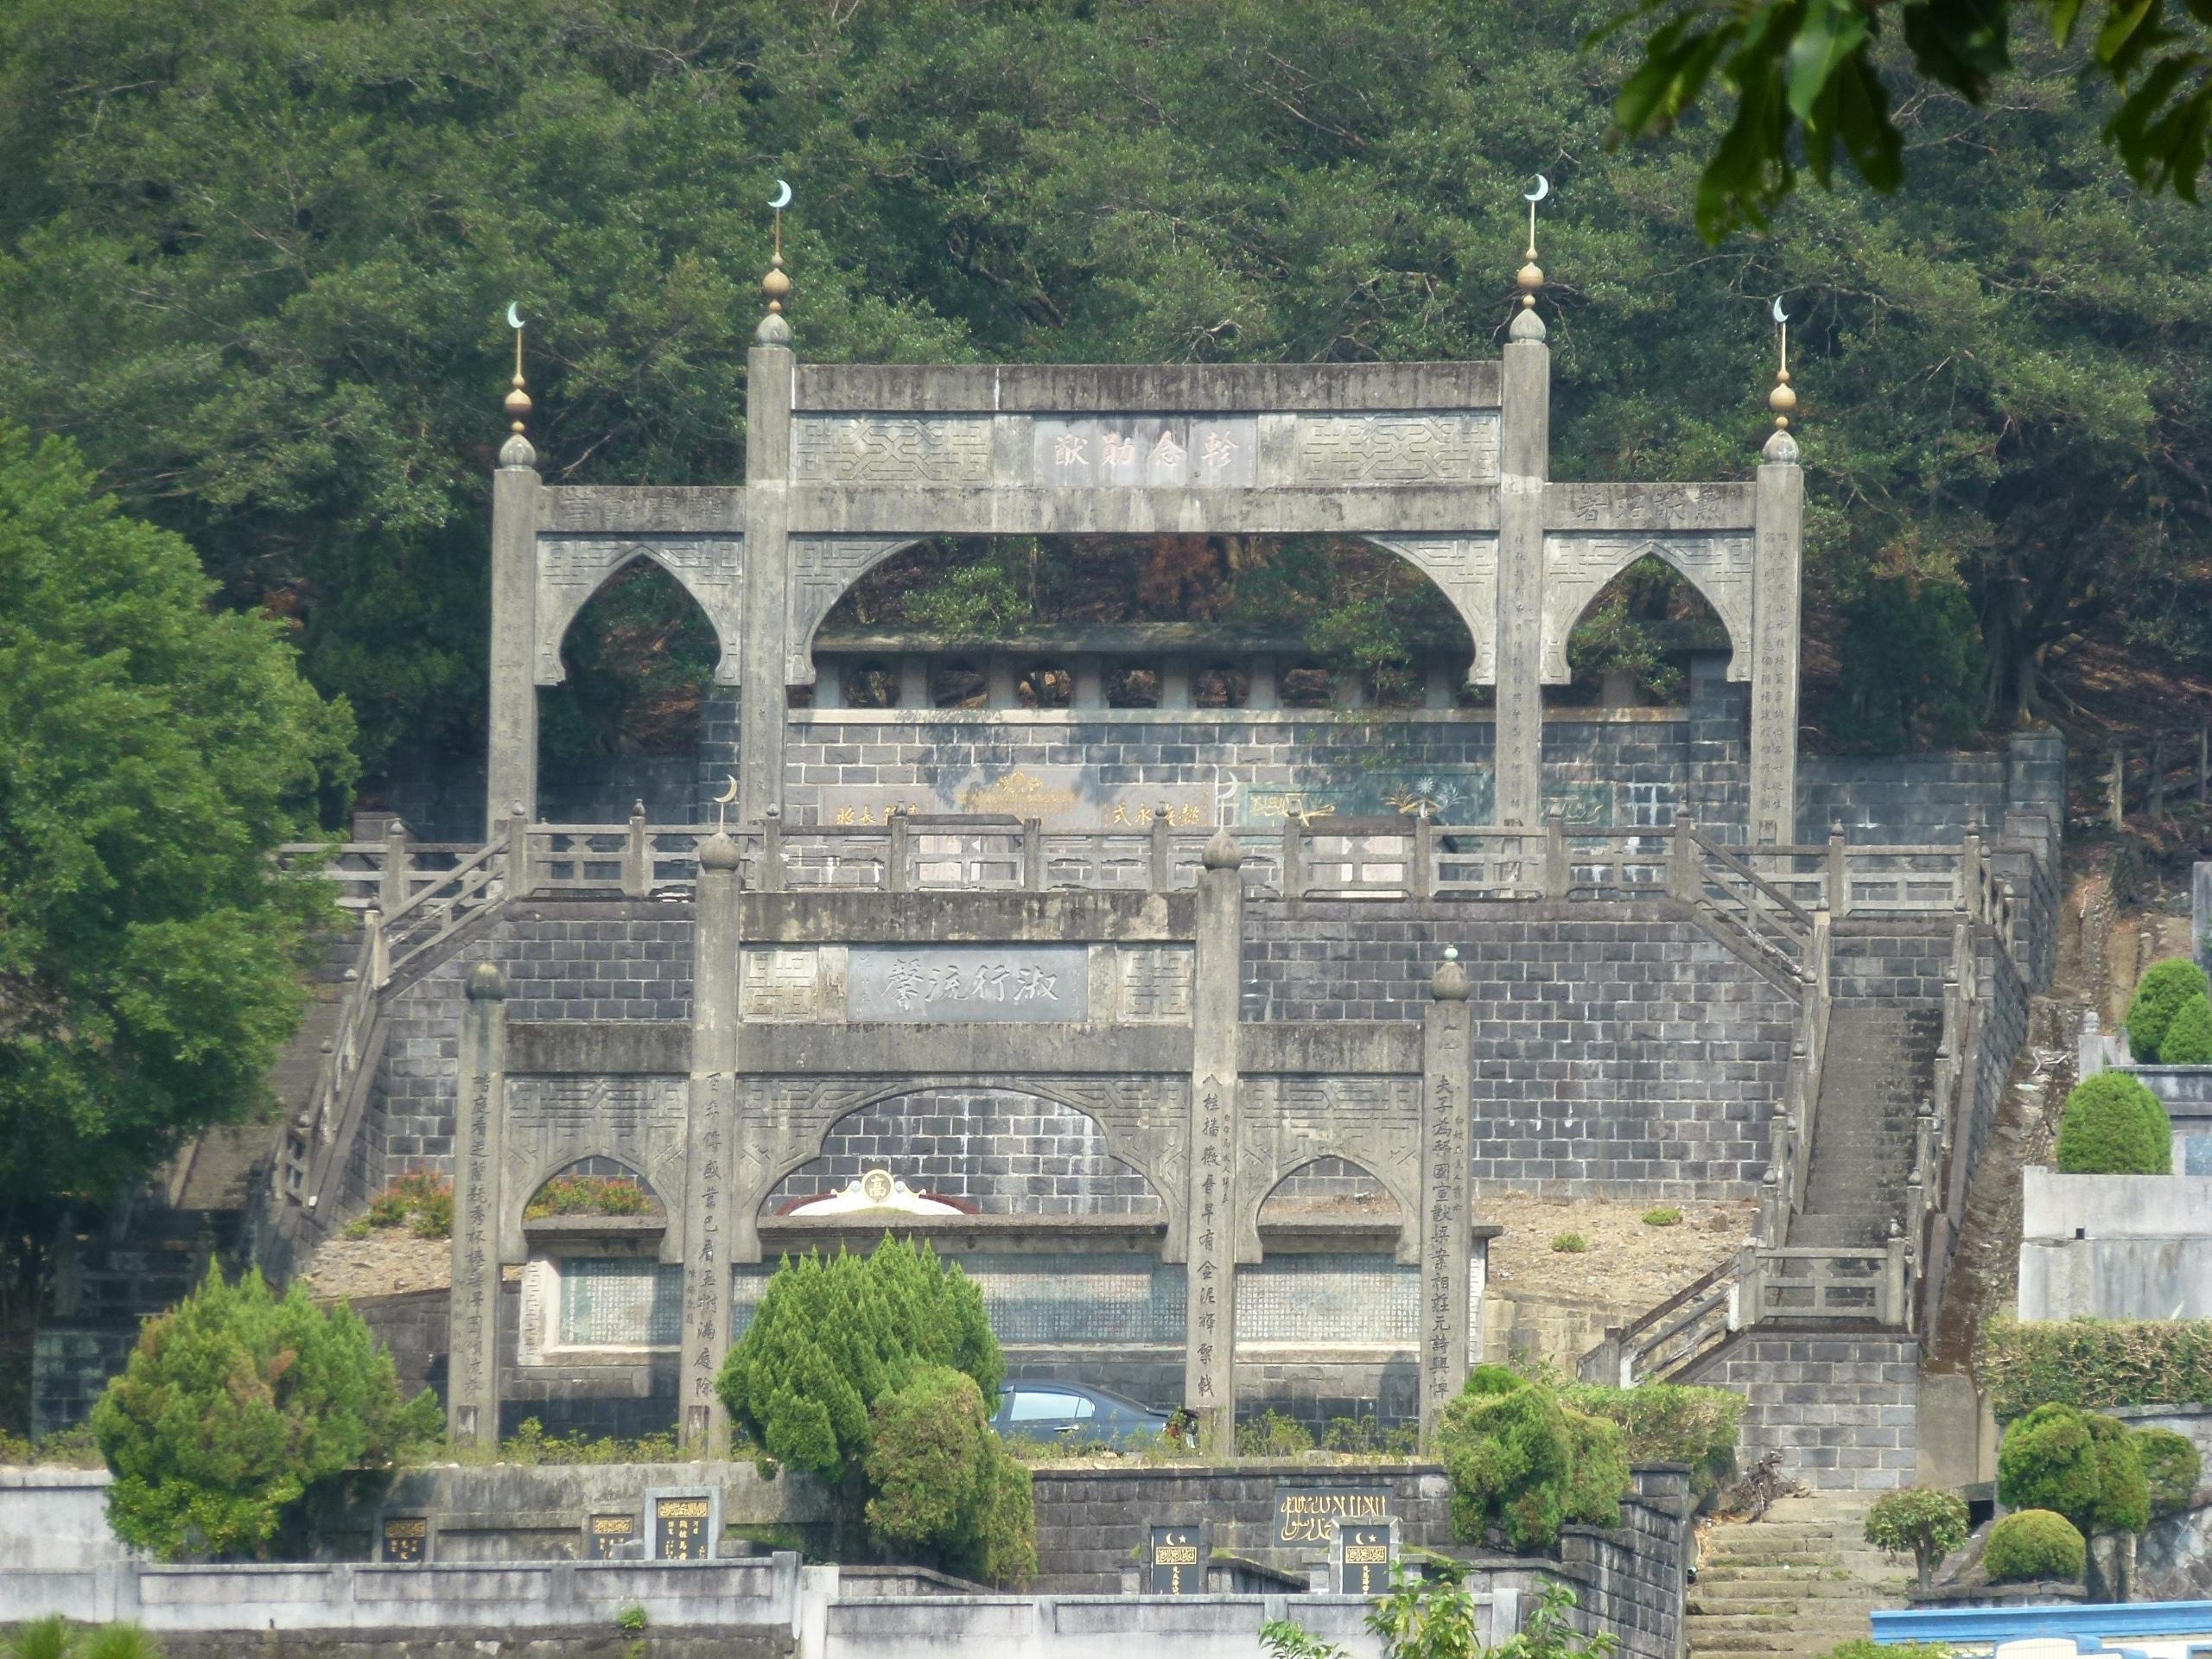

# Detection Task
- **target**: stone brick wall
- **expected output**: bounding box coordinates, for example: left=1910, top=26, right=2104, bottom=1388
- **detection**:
left=1558, top=1465, right=1694, bottom=1659
left=1685, top=1328, right=1920, bottom=1492
left=1829, top=919, right=1956, bottom=1007
left=768, top=1090, right=1163, bottom=1215
left=1245, top=902, right=1798, bottom=1198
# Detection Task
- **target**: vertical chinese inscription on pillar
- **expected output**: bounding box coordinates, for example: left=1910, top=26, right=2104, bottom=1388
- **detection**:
left=682, top=1073, right=731, bottom=1450
left=450, top=1051, right=499, bottom=1443
left=1420, top=1059, right=1472, bottom=1419
left=1185, top=1075, right=1236, bottom=1413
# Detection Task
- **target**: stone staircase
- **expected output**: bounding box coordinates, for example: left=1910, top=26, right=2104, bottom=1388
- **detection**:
left=1687, top=1494, right=1911, bottom=1656
left=1790, top=1007, right=1942, bottom=1248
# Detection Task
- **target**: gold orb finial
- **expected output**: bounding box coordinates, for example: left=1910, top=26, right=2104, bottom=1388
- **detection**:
left=762, top=253, right=791, bottom=315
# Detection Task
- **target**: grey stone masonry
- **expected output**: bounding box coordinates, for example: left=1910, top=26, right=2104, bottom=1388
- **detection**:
left=1244, top=902, right=1797, bottom=1198
left=1686, top=1328, right=1921, bottom=1492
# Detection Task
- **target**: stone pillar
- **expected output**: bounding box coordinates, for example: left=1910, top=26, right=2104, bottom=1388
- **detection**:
left=486, top=436, right=541, bottom=840
left=1749, top=429, right=1805, bottom=845
left=740, top=316, right=796, bottom=823
left=1496, top=310, right=1550, bottom=829
left=1185, top=830, right=1246, bottom=1453
left=681, top=831, right=743, bottom=1456
left=1419, top=950, right=1475, bottom=1439
left=449, top=962, right=508, bottom=1446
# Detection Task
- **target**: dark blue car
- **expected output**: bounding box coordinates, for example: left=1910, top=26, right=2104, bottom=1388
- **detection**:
left=989, top=1378, right=1179, bottom=1447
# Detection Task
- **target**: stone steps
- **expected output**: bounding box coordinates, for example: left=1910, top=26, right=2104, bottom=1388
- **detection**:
left=1790, top=1007, right=1942, bottom=1249
left=1688, top=1498, right=1909, bottom=1659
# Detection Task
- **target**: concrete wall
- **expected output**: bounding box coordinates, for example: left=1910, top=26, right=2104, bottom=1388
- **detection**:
left=2016, top=1168, right=2212, bottom=1321
left=0, top=1469, right=135, bottom=1574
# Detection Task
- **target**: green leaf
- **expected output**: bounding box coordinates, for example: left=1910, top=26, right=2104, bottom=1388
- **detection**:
left=1788, top=0, right=1874, bottom=124
left=1900, top=0, right=2014, bottom=98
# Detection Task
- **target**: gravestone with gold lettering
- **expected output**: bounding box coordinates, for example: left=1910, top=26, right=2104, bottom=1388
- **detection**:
left=588, top=1512, right=639, bottom=1560
left=1335, top=1520, right=1398, bottom=1596
left=653, top=1494, right=713, bottom=1560
left=1274, top=1485, right=1393, bottom=1550
left=379, top=1515, right=429, bottom=1564
left=1145, top=1523, right=1206, bottom=1594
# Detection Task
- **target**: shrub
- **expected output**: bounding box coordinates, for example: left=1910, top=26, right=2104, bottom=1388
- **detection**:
left=359, top=1170, right=453, bottom=1237
left=1817, top=1643, right=1957, bottom=1659
left=9, top=1617, right=74, bottom=1659
left=1983, top=1509, right=2086, bottom=1584
left=1640, top=1207, right=1683, bottom=1227
left=864, top=1367, right=1035, bottom=1586
left=2158, top=993, right=2212, bottom=1065
left=1550, top=1233, right=1590, bottom=1254
left=1996, top=1403, right=2149, bottom=1536
left=2133, top=1426, right=2202, bottom=1516
left=1560, top=1379, right=1743, bottom=1498
left=2055, top=1073, right=2172, bottom=1174
left=717, top=1237, right=1002, bottom=1557
left=1863, top=1487, right=1971, bottom=1589
left=80, top=1630, right=164, bottom=1659
left=1981, top=1316, right=2212, bottom=1421
left=1237, top=1409, right=1316, bottom=1458
left=1434, top=1366, right=1625, bottom=1552
left=92, top=1265, right=442, bottom=1560
left=2126, top=957, right=2211, bottom=1061
left=524, top=1173, right=658, bottom=1220
left=614, top=1604, right=648, bottom=1632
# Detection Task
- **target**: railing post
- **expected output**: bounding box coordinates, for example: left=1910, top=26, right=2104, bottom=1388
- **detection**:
left=1884, top=1232, right=1910, bottom=1329
left=505, top=805, right=531, bottom=898
left=365, top=906, right=390, bottom=989
left=1281, top=814, right=1305, bottom=901
left=1827, top=821, right=1849, bottom=918
left=380, top=819, right=411, bottom=914
left=1149, top=804, right=1173, bottom=893
left=622, top=801, right=650, bottom=899
left=887, top=807, right=910, bottom=893
left=2108, top=747, right=2125, bottom=831
left=1542, top=811, right=1567, bottom=900
left=1023, top=817, right=1045, bottom=893
left=1961, top=828, right=1982, bottom=922
left=1666, top=810, right=1698, bottom=903
left=759, top=807, right=785, bottom=893
left=1412, top=811, right=1435, bottom=902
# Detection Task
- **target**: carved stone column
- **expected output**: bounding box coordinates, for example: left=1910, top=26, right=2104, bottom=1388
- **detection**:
left=1185, top=830, right=1246, bottom=1453
left=681, top=830, right=743, bottom=1455
left=740, top=317, right=795, bottom=824
left=486, top=436, right=541, bottom=839
left=1496, top=309, right=1551, bottom=830
left=1419, top=950, right=1476, bottom=1439
left=449, top=962, right=509, bottom=1446
left=1750, top=429, right=1805, bottom=845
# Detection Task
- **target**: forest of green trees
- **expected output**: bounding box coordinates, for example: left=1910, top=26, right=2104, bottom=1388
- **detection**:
left=2, top=0, right=2208, bottom=777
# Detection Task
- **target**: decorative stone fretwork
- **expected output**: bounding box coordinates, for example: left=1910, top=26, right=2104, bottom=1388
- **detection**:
left=1370, top=536, right=1500, bottom=685
left=533, top=537, right=745, bottom=686
left=1233, top=1077, right=1425, bottom=1267
left=784, top=536, right=918, bottom=683
left=499, top=1075, right=690, bottom=1262
left=1540, top=532, right=1755, bottom=685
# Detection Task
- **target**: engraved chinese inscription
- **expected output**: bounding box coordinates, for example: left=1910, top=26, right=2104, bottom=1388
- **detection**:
left=1293, top=414, right=1499, bottom=485
left=740, top=948, right=819, bottom=1022
left=655, top=1496, right=711, bottom=1560
left=1033, top=417, right=1256, bottom=488
left=847, top=945, right=1090, bottom=1022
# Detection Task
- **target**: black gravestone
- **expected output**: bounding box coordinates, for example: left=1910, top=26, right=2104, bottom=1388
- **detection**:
left=1339, top=1523, right=1393, bottom=1595
left=1146, top=1525, right=1202, bottom=1594
left=655, top=1495, right=711, bottom=1560
left=379, top=1516, right=428, bottom=1564
left=589, top=1512, right=639, bottom=1560
left=1274, top=1485, right=1391, bottom=1548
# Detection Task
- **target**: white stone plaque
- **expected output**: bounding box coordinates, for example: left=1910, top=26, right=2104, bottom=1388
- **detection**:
left=847, top=945, right=1090, bottom=1022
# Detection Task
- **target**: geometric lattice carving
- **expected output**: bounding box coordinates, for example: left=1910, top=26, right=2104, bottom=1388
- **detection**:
left=785, top=537, right=918, bottom=683
left=1235, top=1077, right=1424, bottom=1266
left=1369, top=536, right=1500, bottom=685
left=501, top=1075, right=690, bottom=1261
left=535, top=537, right=745, bottom=686
left=1540, top=532, right=1755, bottom=685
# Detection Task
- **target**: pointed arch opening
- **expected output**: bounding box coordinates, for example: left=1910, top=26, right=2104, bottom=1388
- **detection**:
left=541, top=557, right=721, bottom=762
left=764, top=1087, right=1166, bottom=1218
left=1544, top=554, right=1731, bottom=709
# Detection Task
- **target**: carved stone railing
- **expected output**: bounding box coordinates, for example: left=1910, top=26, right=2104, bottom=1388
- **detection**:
left=1897, top=917, right=1982, bottom=1334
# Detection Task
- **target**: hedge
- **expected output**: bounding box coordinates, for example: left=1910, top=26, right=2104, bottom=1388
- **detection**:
left=1560, top=1379, right=1744, bottom=1498
left=1435, top=1365, right=1627, bottom=1552
left=1981, top=1317, right=2212, bottom=1421
left=2054, top=1073, right=2171, bottom=1174
left=1984, top=1509, right=2086, bottom=1584
left=2126, top=957, right=2210, bottom=1061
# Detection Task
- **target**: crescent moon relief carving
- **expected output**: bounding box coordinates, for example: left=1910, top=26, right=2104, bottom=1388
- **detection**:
left=534, top=537, right=746, bottom=686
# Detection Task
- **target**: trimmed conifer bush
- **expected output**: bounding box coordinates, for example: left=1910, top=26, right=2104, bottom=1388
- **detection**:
left=1435, top=1365, right=1627, bottom=1551
left=2055, top=1073, right=2172, bottom=1174
left=2158, top=992, right=2212, bottom=1065
left=2134, top=1425, right=2202, bottom=1516
left=1997, top=1403, right=2150, bottom=1536
left=1983, top=1509, right=2086, bottom=1584
left=2126, top=958, right=2211, bottom=1061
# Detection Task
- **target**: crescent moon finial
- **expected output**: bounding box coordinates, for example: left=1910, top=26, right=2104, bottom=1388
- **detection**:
left=505, top=302, right=523, bottom=330
left=1770, top=293, right=1789, bottom=324
left=769, top=178, right=792, bottom=210
left=713, top=774, right=739, bottom=806
left=1523, top=173, right=1549, bottom=203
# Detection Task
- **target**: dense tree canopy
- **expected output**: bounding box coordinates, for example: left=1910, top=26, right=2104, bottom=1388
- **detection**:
left=0, top=427, right=353, bottom=1216
left=0, top=0, right=2205, bottom=773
